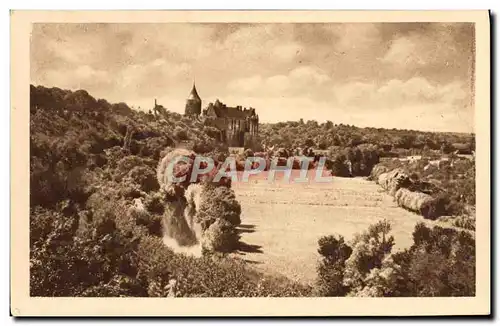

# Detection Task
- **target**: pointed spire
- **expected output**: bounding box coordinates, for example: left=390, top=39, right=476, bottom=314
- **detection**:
left=187, top=79, right=201, bottom=101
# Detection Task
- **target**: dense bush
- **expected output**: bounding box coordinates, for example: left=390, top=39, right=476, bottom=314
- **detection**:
left=126, top=165, right=160, bottom=192
left=128, top=203, right=163, bottom=237
left=30, top=137, right=90, bottom=207
left=30, top=85, right=310, bottom=297
left=182, top=183, right=242, bottom=253
left=144, top=191, right=166, bottom=215
left=196, top=184, right=241, bottom=229
left=173, top=127, right=189, bottom=141
left=420, top=193, right=451, bottom=220
left=394, top=223, right=476, bottom=296
left=138, top=235, right=312, bottom=297
left=30, top=205, right=144, bottom=297
left=329, top=145, right=380, bottom=177
left=316, top=221, right=475, bottom=297
left=201, top=219, right=240, bottom=253
left=372, top=157, right=475, bottom=222
left=343, top=220, right=395, bottom=293
left=316, top=235, right=352, bottom=296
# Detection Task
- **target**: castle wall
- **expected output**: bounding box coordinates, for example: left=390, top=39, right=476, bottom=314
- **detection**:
left=185, top=99, right=201, bottom=115
left=194, top=96, right=259, bottom=149
left=243, top=132, right=260, bottom=151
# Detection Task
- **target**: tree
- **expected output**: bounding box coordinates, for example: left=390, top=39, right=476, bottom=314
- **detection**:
left=316, top=235, right=352, bottom=296
left=64, top=89, right=98, bottom=111
left=343, top=220, right=395, bottom=293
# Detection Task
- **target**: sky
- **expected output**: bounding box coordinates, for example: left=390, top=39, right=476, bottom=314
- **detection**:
left=30, top=23, right=475, bottom=133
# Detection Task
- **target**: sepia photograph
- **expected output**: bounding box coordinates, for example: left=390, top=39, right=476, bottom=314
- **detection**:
left=10, top=10, right=491, bottom=316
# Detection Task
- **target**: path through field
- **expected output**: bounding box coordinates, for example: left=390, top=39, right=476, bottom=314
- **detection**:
left=230, top=171, right=434, bottom=286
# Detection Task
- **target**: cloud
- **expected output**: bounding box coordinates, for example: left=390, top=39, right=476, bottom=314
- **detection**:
left=227, top=65, right=331, bottom=97
left=227, top=75, right=265, bottom=94
left=45, top=39, right=92, bottom=64
left=272, top=43, right=303, bottom=61
left=380, top=24, right=473, bottom=82
left=30, top=22, right=474, bottom=132
left=331, top=23, right=382, bottom=54
left=117, top=60, right=191, bottom=95
left=290, top=66, right=330, bottom=84
left=381, top=37, right=426, bottom=67
left=335, top=77, right=469, bottom=110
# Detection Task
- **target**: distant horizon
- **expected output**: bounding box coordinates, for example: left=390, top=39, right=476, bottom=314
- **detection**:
left=31, top=82, right=475, bottom=135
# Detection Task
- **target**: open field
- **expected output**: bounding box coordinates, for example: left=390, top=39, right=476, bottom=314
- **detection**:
left=231, top=172, right=439, bottom=285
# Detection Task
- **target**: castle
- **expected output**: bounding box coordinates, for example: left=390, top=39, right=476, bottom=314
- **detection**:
left=184, top=82, right=259, bottom=149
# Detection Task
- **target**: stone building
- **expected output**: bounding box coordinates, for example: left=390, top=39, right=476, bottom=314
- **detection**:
left=183, top=83, right=259, bottom=148
left=184, top=82, right=202, bottom=116
left=203, top=99, right=259, bottom=148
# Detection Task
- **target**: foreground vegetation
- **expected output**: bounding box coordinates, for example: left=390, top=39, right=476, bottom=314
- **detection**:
left=316, top=220, right=475, bottom=297
left=30, top=85, right=476, bottom=297
left=369, top=157, right=475, bottom=229
left=30, top=85, right=310, bottom=297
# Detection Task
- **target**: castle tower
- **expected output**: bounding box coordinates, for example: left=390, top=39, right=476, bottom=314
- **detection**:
left=184, top=81, right=202, bottom=116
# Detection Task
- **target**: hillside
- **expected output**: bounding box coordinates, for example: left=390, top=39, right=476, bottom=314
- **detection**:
left=260, top=120, right=475, bottom=156
left=30, top=85, right=313, bottom=297
left=29, top=85, right=475, bottom=298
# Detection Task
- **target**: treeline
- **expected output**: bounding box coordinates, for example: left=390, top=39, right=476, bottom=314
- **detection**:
left=30, top=84, right=132, bottom=115
left=260, top=120, right=475, bottom=157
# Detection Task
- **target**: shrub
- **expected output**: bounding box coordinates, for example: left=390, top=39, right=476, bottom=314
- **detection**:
left=30, top=150, right=90, bottom=207
left=137, top=235, right=311, bottom=297
left=196, top=184, right=241, bottom=229
left=385, top=223, right=475, bottom=297
left=420, top=193, right=451, bottom=220
left=173, top=127, right=189, bottom=141
left=369, top=164, right=389, bottom=182
left=355, top=255, right=402, bottom=297
left=403, top=224, right=475, bottom=296
left=30, top=203, right=143, bottom=297
left=316, top=235, right=353, bottom=296
left=343, top=220, right=395, bottom=293
left=315, top=221, right=475, bottom=297
left=114, top=155, right=154, bottom=182
left=128, top=204, right=162, bottom=237
left=452, top=215, right=475, bottom=231
left=144, top=191, right=166, bottom=215
left=80, top=275, right=147, bottom=297
left=201, top=219, right=240, bottom=253
left=330, top=155, right=351, bottom=177
left=127, top=165, right=160, bottom=192
left=395, top=188, right=433, bottom=214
